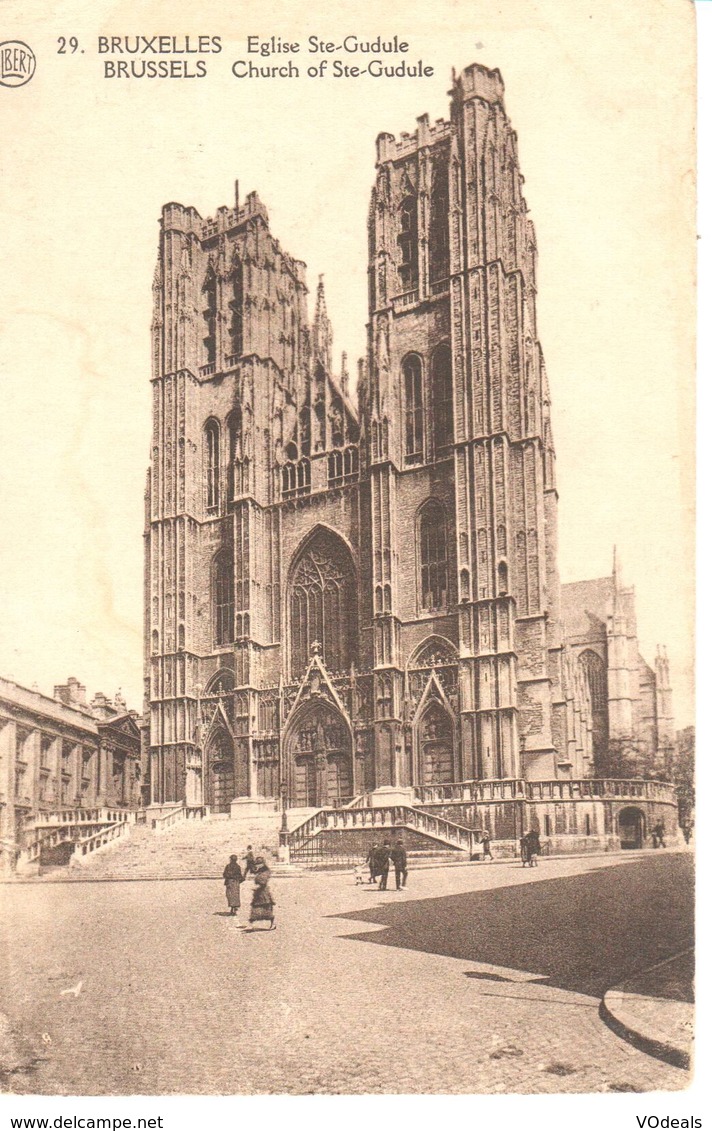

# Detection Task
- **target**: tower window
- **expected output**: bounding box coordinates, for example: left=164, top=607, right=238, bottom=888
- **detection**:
left=202, top=269, right=217, bottom=365
left=403, top=354, right=424, bottom=463
left=228, top=409, right=242, bottom=500
left=204, top=419, right=220, bottom=512
left=228, top=264, right=243, bottom=359
left=419, top=502, right=448, bottom=611
left=429, top=163, right=449, bottom=284
left=397, top=195, right=418, bottom=292
left=432, top=344, right=454, bottom=453
left=214, top=552, right=234, bottom=646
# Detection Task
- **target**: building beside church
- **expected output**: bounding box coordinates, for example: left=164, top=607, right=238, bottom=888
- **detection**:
left=144, top=63, right=677, bottom=847
left=561, top=555, right=676, bottom=780
left=0, top=676, right=142, bottom=867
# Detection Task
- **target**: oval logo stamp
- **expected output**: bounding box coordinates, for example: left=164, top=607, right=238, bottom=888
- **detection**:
left=0, top=41, right=36, bottom=87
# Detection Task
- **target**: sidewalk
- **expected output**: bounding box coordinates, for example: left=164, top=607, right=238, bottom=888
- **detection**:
left=601, top=948, right=694, bottom=1069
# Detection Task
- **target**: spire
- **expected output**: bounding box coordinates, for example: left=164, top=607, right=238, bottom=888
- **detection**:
left=613, top=544, right=622, bottom=589
left=312, top=274, right=333, bottom=373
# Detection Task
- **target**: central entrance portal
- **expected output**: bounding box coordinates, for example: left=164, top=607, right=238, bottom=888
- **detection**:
left=286, top=702, right=353, bottom=809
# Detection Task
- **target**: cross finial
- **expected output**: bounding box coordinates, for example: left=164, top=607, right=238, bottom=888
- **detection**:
left=310, top=640, right=322, bottom=656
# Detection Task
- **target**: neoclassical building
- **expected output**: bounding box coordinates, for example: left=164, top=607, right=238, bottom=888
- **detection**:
left=0, top=676, right=142, bottom=865
left=144, top=64, right=675, bottom=822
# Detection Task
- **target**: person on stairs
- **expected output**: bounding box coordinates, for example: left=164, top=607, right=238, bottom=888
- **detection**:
left=222, top=855, right=243, bottom=916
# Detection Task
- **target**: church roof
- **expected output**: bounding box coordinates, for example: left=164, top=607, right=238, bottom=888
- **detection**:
left=560, top=576, right=638, bottom=644
left=560, top=577, right=613, bottom=641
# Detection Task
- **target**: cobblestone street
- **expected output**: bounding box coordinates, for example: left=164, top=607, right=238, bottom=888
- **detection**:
left=0, top=851, right=692, bottom=1095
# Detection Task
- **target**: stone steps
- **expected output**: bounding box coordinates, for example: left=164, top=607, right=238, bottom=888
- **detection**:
left=54, top=818, right=283, bottom=882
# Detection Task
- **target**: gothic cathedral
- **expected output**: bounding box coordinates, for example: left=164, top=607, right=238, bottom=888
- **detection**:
left=145, top=64, right=672, bottom=814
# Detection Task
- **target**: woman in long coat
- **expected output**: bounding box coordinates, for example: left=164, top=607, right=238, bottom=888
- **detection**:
left=249, top=858, right=276, bottom=930
left=222, top=855, right=243, bottom=915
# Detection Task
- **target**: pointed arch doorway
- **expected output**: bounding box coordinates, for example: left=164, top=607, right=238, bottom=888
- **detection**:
left=284, top=701, right=354, bottom=809
left=205, top=729, right=235, bottom=814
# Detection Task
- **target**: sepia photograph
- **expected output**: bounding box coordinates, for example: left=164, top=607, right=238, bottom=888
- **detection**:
left=0, top=0, right=699, bottom=1113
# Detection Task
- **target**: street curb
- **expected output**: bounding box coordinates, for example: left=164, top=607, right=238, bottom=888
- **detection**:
left=599, top=950, right=693, bottom=1071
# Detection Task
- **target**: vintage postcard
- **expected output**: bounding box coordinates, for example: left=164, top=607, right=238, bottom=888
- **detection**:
left=0, top=0, right=699, bottom=1118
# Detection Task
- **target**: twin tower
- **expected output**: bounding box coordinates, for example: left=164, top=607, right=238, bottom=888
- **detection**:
left=145, top=64, right=595, bottom=813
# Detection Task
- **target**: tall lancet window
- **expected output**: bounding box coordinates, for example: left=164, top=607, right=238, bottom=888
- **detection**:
left=228, top=264, right=243, bottom=359
left=397, top=195, right=418, bottom=292
left=214, top=551, right=234, bottom=646
left=403, top=354, right=424, bottom=463
left=419, top=502, right=448, bottom=611
left=202, top=268, right=217, bottom=365
left=432, top=344, right=454, bottom=454
left=228, top=409, right=242, bottom=500
left=429, top=163, right=449, bottom=284
left=204, top=418, right=220, bottom=512
left=289, top=530, right=357, bottom=678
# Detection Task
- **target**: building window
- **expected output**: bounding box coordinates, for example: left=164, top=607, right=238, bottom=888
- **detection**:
left=397, top=195, right=418, bottom=292
left=282, top=458, right=311, bottom=499
left=228, top=264, right=243, bottom=359
left=228, top=409, right=242, bottom=500
left=432, top=344, right=453, bottom=453
left=299, top=406, right=311, bottom=456
left=204, top=419, right=220, bottom=512
left=289, top=529, right=357, bottom=677
left=202, top=268, right=217, bottom=365
left=214, top=552, right=234, bottom=646
left=419, top=502, right=448, bottom=611
left=404, top=354, right=424, bottom=463
left=429, top=163, right=449, bottom=284
left=327, top=445, right=359, bottom=488
left=327, top=450, right=343, bottom=485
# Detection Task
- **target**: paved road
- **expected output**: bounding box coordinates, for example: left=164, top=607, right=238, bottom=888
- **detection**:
left=0, top=851, right=692, bottom=1095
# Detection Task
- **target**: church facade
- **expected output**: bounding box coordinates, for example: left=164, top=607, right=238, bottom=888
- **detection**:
left=144, top=64, right=674, bottom=824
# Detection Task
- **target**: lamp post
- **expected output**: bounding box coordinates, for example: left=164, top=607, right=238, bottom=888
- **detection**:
left=278, top=779, right=290, bottom=863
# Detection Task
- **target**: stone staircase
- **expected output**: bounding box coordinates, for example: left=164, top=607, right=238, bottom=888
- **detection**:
left=37, top=813, right=284, bottom=882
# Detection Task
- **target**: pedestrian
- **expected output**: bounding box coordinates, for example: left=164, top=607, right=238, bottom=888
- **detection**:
left=682, top=821, right=692, bottom=845
left=365, top=842, right=379, bottom=884
left=244, top=844, right=257, bottom=877
left=480, top=830, right=493, bottom=862
left=377, top=841, right=391, bottom=890
left=528, top=829, right=541, bottom=865
left=654, top=821, right=666, bottom=849
left=249, top=857, right=276, bottom=930
left=222, top=854, right=243, bottom=915
left=391, top=840, right=408, bottom=890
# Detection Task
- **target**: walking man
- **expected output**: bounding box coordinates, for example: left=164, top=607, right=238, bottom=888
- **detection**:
left=391, top=840, right=408, bottom=890
left=377, top=841, right=391, bottom=890
left=365, top=842, right=379, bottom=883
left=480, top=830, right=493, bottom=862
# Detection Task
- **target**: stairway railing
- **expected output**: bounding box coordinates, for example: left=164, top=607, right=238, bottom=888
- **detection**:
left=288, top=804, right=479, bottom=856
left=73, top=821, right=131, bottom=861
left=152, top=805, right=206, bottom=833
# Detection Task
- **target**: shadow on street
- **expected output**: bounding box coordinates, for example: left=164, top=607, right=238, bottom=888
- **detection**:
left=330, top=854, right=694, bottom=998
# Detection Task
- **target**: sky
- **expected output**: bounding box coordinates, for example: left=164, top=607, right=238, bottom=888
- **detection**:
left=0, top=0, right=696, bottom=726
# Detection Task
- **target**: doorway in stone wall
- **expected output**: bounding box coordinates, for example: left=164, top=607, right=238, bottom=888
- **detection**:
left=618, top=806, right=645, bottom=849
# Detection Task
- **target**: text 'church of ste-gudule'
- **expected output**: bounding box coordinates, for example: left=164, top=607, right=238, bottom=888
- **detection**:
left=144, top=64, right=678, bottom=851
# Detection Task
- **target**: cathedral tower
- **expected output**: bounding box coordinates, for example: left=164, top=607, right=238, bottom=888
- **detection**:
left=366, top=64, right=568, bottom=783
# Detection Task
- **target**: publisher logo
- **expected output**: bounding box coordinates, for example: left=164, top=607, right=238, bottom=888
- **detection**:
left=0, top=41, right=36, bottom=87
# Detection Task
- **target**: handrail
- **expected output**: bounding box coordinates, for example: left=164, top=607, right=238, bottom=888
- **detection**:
left=288, top=804, right=479, bottom=856
left=75, top=821, right=130, bottom=859
left=412, top=778, right=676, bottom=805
left=33, top=807, right=134, bottom=827
left=152, top=805, right=206, bottom=832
